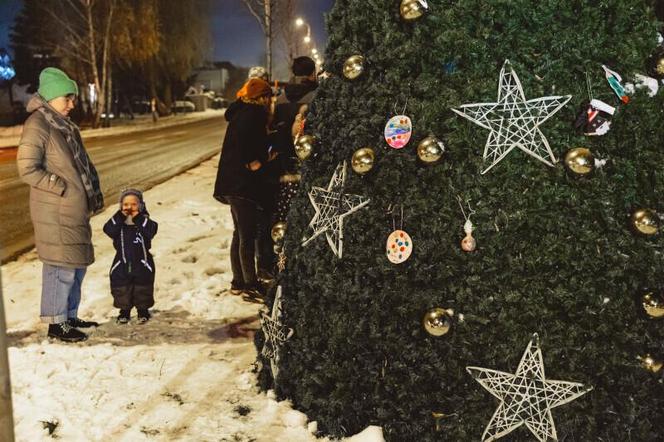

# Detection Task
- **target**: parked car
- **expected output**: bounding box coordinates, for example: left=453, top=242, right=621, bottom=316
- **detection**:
left=172, top=100, right=195, bottom=113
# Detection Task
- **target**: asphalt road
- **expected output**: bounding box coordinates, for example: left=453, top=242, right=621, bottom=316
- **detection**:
left=0, top=116, right=226, bottom=262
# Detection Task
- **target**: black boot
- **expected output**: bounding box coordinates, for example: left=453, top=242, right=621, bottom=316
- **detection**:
left=47, top=322, right=88, bottom=343
left=137, top=309, right=151, bottom=324
left=68, top=317, right=99, bottom=328
left=116, top=309, right=131, bottom=324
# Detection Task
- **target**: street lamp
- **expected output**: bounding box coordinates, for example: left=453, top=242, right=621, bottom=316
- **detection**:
left=295, top=17, right=312, bottom=46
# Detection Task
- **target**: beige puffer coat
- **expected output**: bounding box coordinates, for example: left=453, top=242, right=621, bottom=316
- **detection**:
left=17, top=95, right=95, bottom=268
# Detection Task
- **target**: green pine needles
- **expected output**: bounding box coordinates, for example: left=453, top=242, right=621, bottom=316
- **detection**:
left=257, top=0, right=664, bottom=440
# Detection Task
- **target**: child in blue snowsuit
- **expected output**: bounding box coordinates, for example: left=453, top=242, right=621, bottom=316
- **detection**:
left=103, top=189, right=158, bottom=324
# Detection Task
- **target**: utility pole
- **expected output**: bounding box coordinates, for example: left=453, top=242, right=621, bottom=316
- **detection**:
left=0, top=267, right=15, bottom=442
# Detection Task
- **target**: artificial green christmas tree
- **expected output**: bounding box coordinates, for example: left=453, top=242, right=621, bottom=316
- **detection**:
left=258, top=0, right=664, bottom=440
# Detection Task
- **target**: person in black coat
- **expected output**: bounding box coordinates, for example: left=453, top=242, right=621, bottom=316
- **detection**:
left=213, top=78, right=274, bottom=299
left=103, top=188, right=158, bottom=323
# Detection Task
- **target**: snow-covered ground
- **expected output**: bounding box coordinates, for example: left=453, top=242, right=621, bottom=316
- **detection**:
left=1, top=157, right=383, bottom=442
left=0, top=109, right=226, bottom=148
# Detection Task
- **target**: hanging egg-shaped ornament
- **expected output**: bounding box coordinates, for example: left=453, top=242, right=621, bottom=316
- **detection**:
left=384, top=115, right=413, bottom=149
left=631, top=208, right=660, bottom=236
left=343, top=55, right=365, bottom=80
left=294, top=134, right=316, bottom=160
left=351, top=147, right=375, bottom=175
left=386, top=229, right=413, bottom=264
left=400, top=0, right=429, bottom=21
left=461, top=218, right=476, bottom=252
left=417, top=136, right=445, bottom=164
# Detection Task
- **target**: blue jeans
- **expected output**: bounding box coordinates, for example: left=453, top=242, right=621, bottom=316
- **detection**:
left=40, top=264, right=86, bottom=324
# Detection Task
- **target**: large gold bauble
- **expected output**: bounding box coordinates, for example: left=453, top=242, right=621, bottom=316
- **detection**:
left=417, top=136, right=445, bottom=164
left=422, top=308, right=453, bottom=337
left=631, top=208, right=660, bottom=236
left=351, top=147, right=375, bottom=175
left=343, top=55, right=365, bottom=80
left=564, top=147, right=594, bottom=176
left=271, top=221, right=287, bottom=244
left=638, top=354, right=663, bottom=374
left=649, top=50, right=664, bottom=78
left=400, top=0, right=429, bottom=21
left=641, top=292, right=664, bottom=319
left=294, top=134, right=316, bottom=160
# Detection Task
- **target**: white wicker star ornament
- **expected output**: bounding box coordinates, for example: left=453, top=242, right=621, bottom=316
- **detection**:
left=302, top=161, right=370, bottom=258
left=467, top=334, right=592, bottom=442
left=453, top=60, right=572, bottom=174
left=260, top=286, right=293, bottom=380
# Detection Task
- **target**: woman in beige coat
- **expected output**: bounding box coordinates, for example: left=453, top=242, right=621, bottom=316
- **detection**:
left=17, top=67, right=104, bottom=342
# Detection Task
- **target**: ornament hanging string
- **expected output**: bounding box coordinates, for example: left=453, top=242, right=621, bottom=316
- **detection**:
left=585, top=70, right=594, bottom=101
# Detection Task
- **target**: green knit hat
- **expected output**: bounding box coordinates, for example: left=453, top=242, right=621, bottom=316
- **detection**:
left=38, top=67, right=79, bottom=101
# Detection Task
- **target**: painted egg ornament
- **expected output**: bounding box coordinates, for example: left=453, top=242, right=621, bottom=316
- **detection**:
left=384, top=115, right=412, bottom=149
left=386, top=229, right=413, bottom=264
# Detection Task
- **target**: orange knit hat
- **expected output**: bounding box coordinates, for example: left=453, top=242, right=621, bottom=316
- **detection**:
left=236, top=78, right=272, bottom=100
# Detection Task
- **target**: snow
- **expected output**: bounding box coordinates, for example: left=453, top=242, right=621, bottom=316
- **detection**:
left=0, top=109, right=226, bottom=148
left=1, top=156, right=380, bottom=441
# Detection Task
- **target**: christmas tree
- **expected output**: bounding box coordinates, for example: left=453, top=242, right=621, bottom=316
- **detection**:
left=258, top=0, right=664, bottom=440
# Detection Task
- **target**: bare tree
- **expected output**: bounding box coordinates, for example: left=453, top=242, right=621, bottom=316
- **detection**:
left=274, top=0, right=298, bottom=78
left=241, top=0, right=274, bottom=78
left=39, top=0, right=117, bottom=128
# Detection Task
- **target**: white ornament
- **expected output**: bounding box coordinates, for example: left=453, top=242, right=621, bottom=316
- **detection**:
left=260, top=286, right=293, bottom=381
left=302, top=161, right=370, bottom=258
left=453, top=60, right=572, bottom=174
left=467, top=333, right=592, bottom=442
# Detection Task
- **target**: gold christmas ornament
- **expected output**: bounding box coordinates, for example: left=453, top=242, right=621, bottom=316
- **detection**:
left=638, top=354, right=663, bottom=374
left=564, top=147, right=594, bottom=176
left=423, top=308, right=454, bottom=337
left=641, top=292, right=664, bottom=319
left=400, top=0, right=429, bottom=21
left=431, top=411, right=450, bottom=432
left=351, top=147, right=375, bottom=175
left=631, top=208, right=660, bottom=236
left=343, top=55, right=365, bottom=80
left=649, top=49, right=664, bottom=78
left=417, top=136, right=445, bottom=164
left=271, top=221, right=287, bottom=244
left=294, top=134, right=316, bottom=160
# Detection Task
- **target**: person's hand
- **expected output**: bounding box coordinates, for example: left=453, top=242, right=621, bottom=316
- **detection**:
left=248, top=160, right=262, bottom=171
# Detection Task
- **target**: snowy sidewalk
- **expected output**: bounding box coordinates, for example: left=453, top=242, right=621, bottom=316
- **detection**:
left=0, top=157, right=330, bottom=441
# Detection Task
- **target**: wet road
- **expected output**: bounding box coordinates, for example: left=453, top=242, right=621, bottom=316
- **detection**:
left=0, top=116, right=225, bottom=262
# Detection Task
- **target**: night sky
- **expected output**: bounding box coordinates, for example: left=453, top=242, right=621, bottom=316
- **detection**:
left=0, top=0, right=335, bottom=77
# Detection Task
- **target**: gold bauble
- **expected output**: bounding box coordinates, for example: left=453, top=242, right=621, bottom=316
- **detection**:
left=343, top=55, right=365, bottom=80
left=649, top=50, right=664, bottom=78
left=351, top=147, right=375, bottom=175
left=641, top=292, right=664, bottom=319
left=417, top=136, right=445, bottom=164
left=631, top=208, right=660, bottom=236
left=271, top=221, right=287, bottom=244
left=294, top=134, right=316, bottom=160
left=400, top=0, right=429, bottom=21
left=638, top=354, right=663, bottom=374
left=564, top=147, right=594, bottom=176
left=422, top=308, right=453, bottom=337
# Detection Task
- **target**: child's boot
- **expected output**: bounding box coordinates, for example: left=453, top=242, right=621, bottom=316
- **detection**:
left=137, top=309, right=151, bottom=324
left=116, top=309, right=130, bottom=324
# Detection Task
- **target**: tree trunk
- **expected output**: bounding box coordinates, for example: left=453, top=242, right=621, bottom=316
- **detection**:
left=0, top=270, right=15, bottom=442
left=265, top=0, right=272, bottom=79
left=84, top=1, right=103, bottom=128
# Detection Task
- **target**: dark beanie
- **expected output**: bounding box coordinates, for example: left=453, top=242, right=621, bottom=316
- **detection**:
left=119, top=188, right=146, bottom=212
left=292, top=57, right=316, bottom=77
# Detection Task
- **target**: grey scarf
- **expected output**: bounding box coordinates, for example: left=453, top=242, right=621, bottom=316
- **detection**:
left=38, top=102, right=104, bottom=213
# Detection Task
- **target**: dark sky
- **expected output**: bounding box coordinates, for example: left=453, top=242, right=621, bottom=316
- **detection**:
left=0, top=0, right=335, bottom=75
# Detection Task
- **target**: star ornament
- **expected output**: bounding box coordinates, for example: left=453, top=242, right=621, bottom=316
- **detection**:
left=453, top=60, right=572, bottom=174
left=302, top=161, right=370, bottom=258
left=467, top=334, right=592, bottom=442
left=260, top=286, right=293, bottom=380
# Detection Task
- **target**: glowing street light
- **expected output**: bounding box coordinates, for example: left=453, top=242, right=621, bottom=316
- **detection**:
left=295, top=17, right=305, bottom=27
left=312, top=48, right=318, bottom=55
left=303, top=35, right=311, bottom=44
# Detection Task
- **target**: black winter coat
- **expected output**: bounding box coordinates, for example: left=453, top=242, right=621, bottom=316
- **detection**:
left=213, top=101, right=270, bottom=207
left=103, top=210, right=158, bottom=287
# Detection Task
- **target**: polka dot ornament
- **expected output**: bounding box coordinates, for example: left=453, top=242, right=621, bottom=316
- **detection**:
left=386, top=229, right=413, bottom=264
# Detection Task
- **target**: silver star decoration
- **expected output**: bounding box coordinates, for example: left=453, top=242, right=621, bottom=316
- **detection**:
left=467, top=333, right=592, bottom=442
left=453, top=60, right=572, bottom=174
left=302, top=161, right=370, bottom=258
left=260, top=286, right=293, bottom=380
left=276, top=251, right=287, bottom=273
